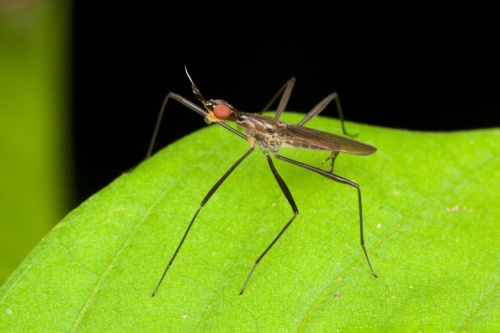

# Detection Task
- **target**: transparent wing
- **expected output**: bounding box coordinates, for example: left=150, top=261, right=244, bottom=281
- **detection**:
left=282, top=124, right=376, bottom=155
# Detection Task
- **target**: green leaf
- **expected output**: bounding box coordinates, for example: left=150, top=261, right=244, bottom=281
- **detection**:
left=0, top=0, right=72, bottom=284
left=1, top=114, right=499, bottom=332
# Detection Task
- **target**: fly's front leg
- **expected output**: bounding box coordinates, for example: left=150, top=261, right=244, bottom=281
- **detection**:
left=147, top=92, right=246, bottom=159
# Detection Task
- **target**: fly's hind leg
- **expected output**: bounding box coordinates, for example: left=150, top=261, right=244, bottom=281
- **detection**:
left=318, top=151, right=339, bottom=174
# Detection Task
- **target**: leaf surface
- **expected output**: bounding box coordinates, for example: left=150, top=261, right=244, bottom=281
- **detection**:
left=1, top=114, right=499, bottom=332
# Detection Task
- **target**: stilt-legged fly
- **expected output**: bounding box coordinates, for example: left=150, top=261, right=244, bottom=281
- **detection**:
left=149, top=66, right=378, bottom=297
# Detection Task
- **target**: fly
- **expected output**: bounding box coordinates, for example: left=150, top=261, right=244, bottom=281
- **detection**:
left=149, top=66, right=378, bottom=297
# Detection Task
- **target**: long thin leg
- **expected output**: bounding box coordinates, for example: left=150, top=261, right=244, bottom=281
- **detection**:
left=240, top=153, right=299, bottom=295
left=298, top=92, right=356, bottom=137
left=318, top=151, right=339, bottom=174
left=146, top=92, right=246, bottom=159
left=151, top=147, right=255, bottom=297
left=297, top=92, right=355, bottom=173
left=275, top=154, right=378, bottom=279
left=257, top=78, right=296, bottom=120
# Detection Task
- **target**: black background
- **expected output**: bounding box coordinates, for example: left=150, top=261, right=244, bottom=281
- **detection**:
left=72, top=3, right=500, bottom=206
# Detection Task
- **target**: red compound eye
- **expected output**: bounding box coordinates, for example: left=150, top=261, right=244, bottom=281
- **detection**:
left=213, top=104, right=231, bottom=120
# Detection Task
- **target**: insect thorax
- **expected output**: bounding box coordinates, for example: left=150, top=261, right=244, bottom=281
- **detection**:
left=236, top=113, right=284, bottom=154
left=251, top=131, right=281, bottom=154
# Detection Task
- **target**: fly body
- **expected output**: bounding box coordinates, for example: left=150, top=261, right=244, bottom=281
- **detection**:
left=148, top=66, right=379, bottom=297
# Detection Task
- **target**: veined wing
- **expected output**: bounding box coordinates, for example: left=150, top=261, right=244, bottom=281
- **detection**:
left=281, top=123, right=376, bottom=155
